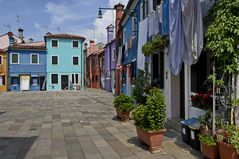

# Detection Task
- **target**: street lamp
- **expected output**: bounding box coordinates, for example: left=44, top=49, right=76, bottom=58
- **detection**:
left=98, top=7, right=136, bottom=19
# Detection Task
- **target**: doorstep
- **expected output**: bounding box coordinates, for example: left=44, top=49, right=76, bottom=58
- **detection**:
left=165, top=118, right=181, bottom=134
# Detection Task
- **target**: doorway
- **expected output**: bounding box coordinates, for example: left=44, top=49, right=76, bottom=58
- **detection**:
left=20, top=75, right=30, bottom=91
left=61, top=75, right=69, bottom=90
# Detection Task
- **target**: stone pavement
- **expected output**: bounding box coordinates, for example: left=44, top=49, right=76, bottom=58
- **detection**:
left=0, top=89, right=202, bottom=159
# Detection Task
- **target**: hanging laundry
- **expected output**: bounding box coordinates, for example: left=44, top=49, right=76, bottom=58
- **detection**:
left=148, top=11, right=155, bottom=38
left=154, top=4, right=163, bottom=36
left=137, top=18, right=149, bottom=71
left=162, top=0, right=169, bottom=35
left=168, top=0, right=183, bottom=75
left=181, top=0, right=203, bottom=65
left=148, top=0, right=153, bottom=14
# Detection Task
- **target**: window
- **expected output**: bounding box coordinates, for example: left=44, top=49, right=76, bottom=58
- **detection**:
left=112, top=48, right=116, bottom=61
left=31, top=78, right=38, bottom=85
left=72, top=74, right=79, bottom=84
left=31, top=54, right=39, bottom=64
left=52, top=56, right=58, bottom=65
left=11, top=77, right=18, bottom=85
left=123, top=29, right=126, bottom=45
left=72, top=41, right=79, bottom=48
left=0, top=56, right=2, bottom=64
left=132, top=17, right=137, bottom=38
left=92, top=75, right=94, bottom=82
left=11, top=53, right=19, bottom=64
left=51, top=74, right=58, bottom=84
left=73, top=56, right=79, bottom=65
left=95, top=75, right=98, bottom=82
left=52, top=40, right=58, bottom=47
left=153, top=0, right=161, bottom=11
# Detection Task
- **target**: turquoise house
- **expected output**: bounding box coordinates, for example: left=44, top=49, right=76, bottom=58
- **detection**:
left=45, top=33, right=85, bottom=91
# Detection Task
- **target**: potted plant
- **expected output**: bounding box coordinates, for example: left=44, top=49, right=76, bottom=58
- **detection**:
left=216, top=125, right=239, bottom=159
left=132, top=88, right=167, bottom=153
left=113, top=95, right=135, bottom=122
left=199, top=134, right=219, bottom=159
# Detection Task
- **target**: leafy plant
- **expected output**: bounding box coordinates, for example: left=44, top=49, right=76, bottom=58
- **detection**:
left=113, top=95, right=135, bottom=112
left=132, top=88, right=166, bottom=131
left=132, top=70, right=150, bottom=105
left=142, top=35, right=169, bottom=56
left=199, top=134, right=217, bottom=146
left=199, top=111, right=212, bottom=129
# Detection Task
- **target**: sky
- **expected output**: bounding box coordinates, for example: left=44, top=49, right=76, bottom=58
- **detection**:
left=0, top=0, right=129, bottom=44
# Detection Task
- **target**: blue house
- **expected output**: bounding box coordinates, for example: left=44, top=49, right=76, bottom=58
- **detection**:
left=119, top=0, right=142, bottom=96
left=45, top=33, right=85, bottom=91
left=8, top=41, right=47, bottom=91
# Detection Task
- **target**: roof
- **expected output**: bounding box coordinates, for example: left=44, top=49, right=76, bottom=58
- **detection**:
left=0, top=49, right=5, bottom=52
left=8, top=42, right=46, bottom=51
left=44, top=33, right=86, bottom=40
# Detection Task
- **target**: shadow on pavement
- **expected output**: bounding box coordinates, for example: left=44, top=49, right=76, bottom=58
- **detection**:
left=0, top=136, right=37, bottom=159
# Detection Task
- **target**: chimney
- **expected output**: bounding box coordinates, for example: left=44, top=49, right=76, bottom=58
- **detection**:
left=89, top=40, right=94, bottom=55
left=18, top=28, right=24, bottom=43
left=7, top=32, right=14, bottom=46
left=114, top=3, right=124, bottom=39
left=106, top=24, right=114, bottom=43
left=84, top=43, right=88, bottom=50
left=46, top=32, right=52, bottom=36
left=29, top=38, right=34, bottom=43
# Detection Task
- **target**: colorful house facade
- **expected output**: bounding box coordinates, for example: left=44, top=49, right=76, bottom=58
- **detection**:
left=88, top=41, right=105, bottom=89
left=8, top=41, right=47, bottom=91
left=119, top=0, right=141, bottom=96
left=104, top=24, right=116, bottom=92
left=45, top=33, right=85, bottom=91
left=0, top=49, right=7, bottom=92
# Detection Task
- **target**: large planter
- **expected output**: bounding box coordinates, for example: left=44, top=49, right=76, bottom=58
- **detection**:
left=136, top=127, right=167, bottom=153
left=201, top=143, right=219, bottom=159
left=116, top=108, right=130, bottom=122
left=218, top=141, right=238, bottom=159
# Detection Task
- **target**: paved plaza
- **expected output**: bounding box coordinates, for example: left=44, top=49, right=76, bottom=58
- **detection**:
left=0, top=89, right=202, bottom=159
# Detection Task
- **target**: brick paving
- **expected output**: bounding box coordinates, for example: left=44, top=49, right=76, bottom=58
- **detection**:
left=0, top=89, right=202, bottom=159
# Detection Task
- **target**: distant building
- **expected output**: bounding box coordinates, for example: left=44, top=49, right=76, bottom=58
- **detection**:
left=0, top=48, right=7, bottom=92
left=0, top=29, right=22, bottom=49
left=7, top=41, right=47, bottom=91
left=45, top=33, right=85, bottom=91
left=88, top=41, right=105, bottom=89
left=104, top=24, right=116, bottom=93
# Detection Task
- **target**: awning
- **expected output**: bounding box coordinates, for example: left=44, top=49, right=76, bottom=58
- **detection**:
left=10, top=74, right=19, bottom=77
left=31, top=75, right=39, bottom=77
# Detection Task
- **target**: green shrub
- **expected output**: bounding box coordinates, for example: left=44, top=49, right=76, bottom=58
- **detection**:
left=113, top=95, right=135, bottom=112
left=199, top=134, right=217, bottom=146
left=132, top=88, right=166, bottom=131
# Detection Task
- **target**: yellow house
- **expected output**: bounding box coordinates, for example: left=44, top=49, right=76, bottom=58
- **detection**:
left=0, top=49, right=7, bottom=92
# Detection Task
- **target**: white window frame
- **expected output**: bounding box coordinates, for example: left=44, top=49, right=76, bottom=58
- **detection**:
left=72, top=40, right=79, bottom=48
left=72, top=56, right=80, bottom=66
left=112, top=48, right=116, bottom=61
left=0, top=56, right=2, bottom=65
left=50, top=73, right=59, bottom=84
left=30, top=53, right=39, bottom=64
left=10, top=53, right=19, bottom=64
left=51, top=39, right=59, bottom=48
left=51, top=55, right=59, bottom=65
left=71, top=73, right=79, bottom=84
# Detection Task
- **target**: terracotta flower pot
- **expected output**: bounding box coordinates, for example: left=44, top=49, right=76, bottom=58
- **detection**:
left=136, top=127, right=167, bottom=153
left=218, top=141, right=238, bottom=159
left=116, top=108, right=130, bottom=122
left=200, top=143, right=219, bottom=159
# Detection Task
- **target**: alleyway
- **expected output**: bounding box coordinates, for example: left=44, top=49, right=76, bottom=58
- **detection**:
left=0, top=90, right=202, bottom=159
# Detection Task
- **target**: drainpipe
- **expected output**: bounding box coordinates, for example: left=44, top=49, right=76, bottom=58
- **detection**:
left=81, top=42, right=84, bottom=90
